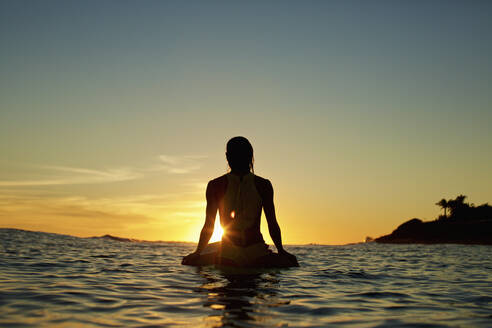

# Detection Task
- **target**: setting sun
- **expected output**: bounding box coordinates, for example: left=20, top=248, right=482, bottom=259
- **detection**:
left=209, top=217, right=224, bottom=242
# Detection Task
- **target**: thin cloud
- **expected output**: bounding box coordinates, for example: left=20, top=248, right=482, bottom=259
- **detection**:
left=0, top=191, right=204, bottom=233
left=0, top=192, right=205, bottom=217
left=0, top=196, right=155, bottom=235
left=0, top=154, right=207, bottom=187
left=0, top=194, right=154, bottom=222
left=155, top=155, right=207, bottom=175
left=0, top=166, right=141, bottom=187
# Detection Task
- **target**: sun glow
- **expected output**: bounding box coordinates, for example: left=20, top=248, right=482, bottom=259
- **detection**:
left=209, top=217, right=224, bottom=242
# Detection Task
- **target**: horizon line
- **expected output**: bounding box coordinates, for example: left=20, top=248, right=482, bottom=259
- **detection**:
left=0, top=227, right=352, bottom=246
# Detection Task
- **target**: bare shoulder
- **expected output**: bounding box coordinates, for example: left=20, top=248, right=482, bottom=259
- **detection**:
left=206, top=174, right=228, bottom=200
left=254, top=174, right=273, bottom=197
left=253, top=174, right=271, bottom=186
left=208, top=174, right=227, bottom=188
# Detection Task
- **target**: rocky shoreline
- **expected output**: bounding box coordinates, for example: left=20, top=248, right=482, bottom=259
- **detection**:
left=375, top=195, right=492, bottom=245
left=375, top=218, right=492, bottom=245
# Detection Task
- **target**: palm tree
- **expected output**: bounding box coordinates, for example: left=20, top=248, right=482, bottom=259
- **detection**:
left=436, top=198, right=448, bottom=217
left=455, top=194, right=467, bottom=205
left=448, top=194, right=468, bottom=217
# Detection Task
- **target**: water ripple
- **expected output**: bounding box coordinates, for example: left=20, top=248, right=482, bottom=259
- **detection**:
left=1, top=229, right=491, bottom=327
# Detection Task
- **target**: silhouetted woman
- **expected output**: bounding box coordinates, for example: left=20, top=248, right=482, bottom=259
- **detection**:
left=182, top=136, right=298, bottom=267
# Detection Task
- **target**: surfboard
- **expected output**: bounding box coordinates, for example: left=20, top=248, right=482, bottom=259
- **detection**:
left=182, top=241, right=299, bottom=268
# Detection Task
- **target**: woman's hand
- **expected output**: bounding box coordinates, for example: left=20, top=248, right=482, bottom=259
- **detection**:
left=279, top=249, right=299, bottom=267
left=182, top=251, right=200, bottom=265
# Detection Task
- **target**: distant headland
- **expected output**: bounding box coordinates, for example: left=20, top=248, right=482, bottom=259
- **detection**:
left=375, top=195, right=492, bottom=245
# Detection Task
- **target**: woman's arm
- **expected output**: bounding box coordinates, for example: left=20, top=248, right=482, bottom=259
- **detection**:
left=263, top=180, right=297, bottom=266
left=182, top=181, right=218, bottom=264
left=263, top=180, right=285, bottom=252
left=195, top=181, right=218, bottom=253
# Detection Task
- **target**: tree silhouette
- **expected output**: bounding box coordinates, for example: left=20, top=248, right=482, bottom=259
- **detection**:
left=456, top=194, right=467, bottom=204
left=433, top=195, right=492, bottom=222
left=436, top=198, right=449, bottom=218
left=447, top=194, right=468, bottom=218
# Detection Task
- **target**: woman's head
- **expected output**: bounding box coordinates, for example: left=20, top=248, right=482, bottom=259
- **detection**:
left=226, top=136, right=254, bottom=172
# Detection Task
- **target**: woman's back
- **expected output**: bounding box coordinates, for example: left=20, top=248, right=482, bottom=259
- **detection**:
left=220, top=172, right=263, bottom=246
left=209, top=173, right=272, bottom=247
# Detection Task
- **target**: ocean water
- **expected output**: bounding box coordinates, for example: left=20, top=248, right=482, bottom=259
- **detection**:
left=0, top=229, right=491, bottom=327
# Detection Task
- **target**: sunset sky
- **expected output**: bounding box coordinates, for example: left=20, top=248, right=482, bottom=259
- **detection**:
left=1, top=1, right=491, bottom=245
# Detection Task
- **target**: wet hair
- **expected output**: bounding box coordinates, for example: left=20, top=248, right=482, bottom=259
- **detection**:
left=226, top=136, right=254, bottom=172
